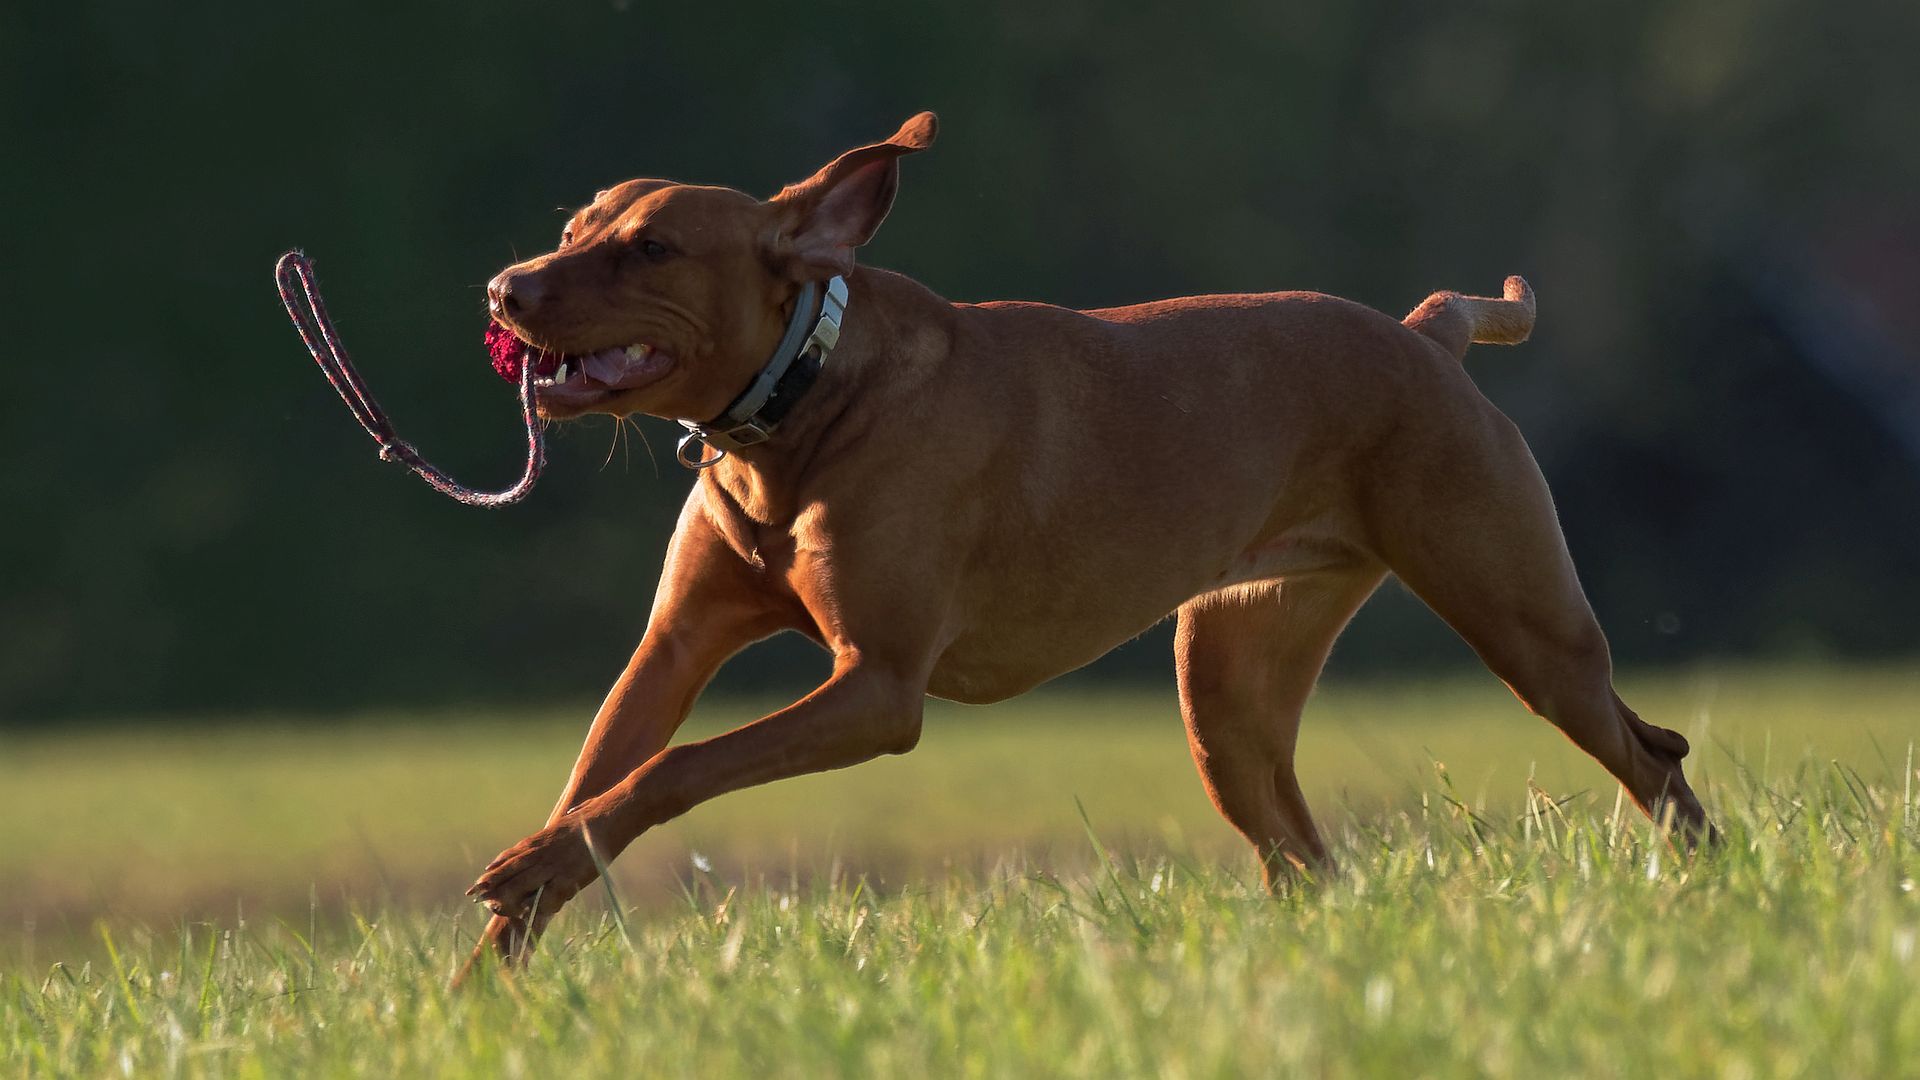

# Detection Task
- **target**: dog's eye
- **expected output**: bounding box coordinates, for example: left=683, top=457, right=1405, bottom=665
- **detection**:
left=639, top=238, right=670, bottom=260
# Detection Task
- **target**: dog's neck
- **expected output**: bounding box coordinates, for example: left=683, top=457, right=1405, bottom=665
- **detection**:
left=676, top=276, right=848, bottom=465
left=703, top=266, right=955, bottom=523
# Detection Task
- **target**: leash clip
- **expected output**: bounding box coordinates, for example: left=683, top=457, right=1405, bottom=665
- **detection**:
left=675, top=429, right=727, bottom=470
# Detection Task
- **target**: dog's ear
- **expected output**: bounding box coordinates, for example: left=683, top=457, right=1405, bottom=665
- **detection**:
left=767, top=112, right=937, bottom=280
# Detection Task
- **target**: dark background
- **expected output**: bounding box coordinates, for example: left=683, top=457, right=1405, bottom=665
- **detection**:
left=5, top=1, right=1917, bottom=722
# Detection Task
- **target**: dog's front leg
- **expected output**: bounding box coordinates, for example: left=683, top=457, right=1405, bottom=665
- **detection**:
left=459, top=491, right=791, bottom=979
left=467, top=657, right=925, bottom=925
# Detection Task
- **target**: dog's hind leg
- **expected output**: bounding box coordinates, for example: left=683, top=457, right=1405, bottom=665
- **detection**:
left=1176, top=568, right=1384, bottom=890
left=1366, top=408, right=1712, bottom=839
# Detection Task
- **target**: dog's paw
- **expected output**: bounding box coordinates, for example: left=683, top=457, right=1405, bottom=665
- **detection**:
left=466, top=818, right=605, bottom=920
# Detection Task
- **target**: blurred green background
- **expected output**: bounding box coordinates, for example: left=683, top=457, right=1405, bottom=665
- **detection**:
left=5, top=1, right=1918, bottom=722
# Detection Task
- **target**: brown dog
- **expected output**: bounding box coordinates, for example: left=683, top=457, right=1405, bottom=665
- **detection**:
left=459, top=111, right=1710, bottom=974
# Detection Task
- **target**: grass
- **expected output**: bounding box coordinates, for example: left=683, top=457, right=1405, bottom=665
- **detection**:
left=2, top=662, right=1918, bottom=1075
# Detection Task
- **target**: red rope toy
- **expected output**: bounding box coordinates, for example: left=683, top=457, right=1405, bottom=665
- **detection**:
left=275, top=250, right=544, bottom=507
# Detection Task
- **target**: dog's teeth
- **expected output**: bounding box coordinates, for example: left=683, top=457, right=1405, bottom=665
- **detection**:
left=554, top=362, right=571, bottom=383
left=625, top=344, right=647, bottom=360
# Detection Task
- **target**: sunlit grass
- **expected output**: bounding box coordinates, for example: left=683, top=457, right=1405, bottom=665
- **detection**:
left=2, top=661, right=1913, bottom=939
left=4, top=753, right=1917, bottom=1077
left=1, top=662, right=1916, bottom=1075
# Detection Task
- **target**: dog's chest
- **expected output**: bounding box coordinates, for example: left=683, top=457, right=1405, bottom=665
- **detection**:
left=700, top=470, right=804, bottom=574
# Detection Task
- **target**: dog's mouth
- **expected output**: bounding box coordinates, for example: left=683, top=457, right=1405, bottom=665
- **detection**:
left=486, top=320, right=675, bottom=409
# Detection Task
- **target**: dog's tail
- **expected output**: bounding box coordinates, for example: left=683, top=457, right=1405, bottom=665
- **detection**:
left=1402, top=275, right=1535, bottom=361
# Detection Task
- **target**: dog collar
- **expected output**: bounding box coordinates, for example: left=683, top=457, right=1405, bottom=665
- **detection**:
left=675, top=275, right=848, bottom=469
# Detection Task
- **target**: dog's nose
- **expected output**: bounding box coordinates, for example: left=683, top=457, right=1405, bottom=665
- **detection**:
left=487, top=270, right=545, bottom=319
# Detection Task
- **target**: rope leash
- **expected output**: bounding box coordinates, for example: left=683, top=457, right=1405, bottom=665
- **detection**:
left=275, top=250, right=544, bottom=508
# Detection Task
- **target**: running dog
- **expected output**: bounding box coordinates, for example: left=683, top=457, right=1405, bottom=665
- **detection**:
left=459, top=112, right=1709, bottom=975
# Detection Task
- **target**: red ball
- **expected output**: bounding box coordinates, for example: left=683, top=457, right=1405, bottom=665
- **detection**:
left=487, top=321, right=573, bottom=384
left=486, top=319, right=531, bottom=383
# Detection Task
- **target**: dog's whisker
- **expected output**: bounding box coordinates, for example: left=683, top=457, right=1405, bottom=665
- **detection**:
left=625, top=417, right=659, bottom=477
left=600, top=415, right=623, bottom=471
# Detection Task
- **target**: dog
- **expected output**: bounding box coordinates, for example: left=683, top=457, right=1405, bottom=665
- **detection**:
left=458, top=111, right=1710, bottom=976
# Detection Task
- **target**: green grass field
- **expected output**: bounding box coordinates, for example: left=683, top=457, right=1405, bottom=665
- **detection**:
left=3, top=663, right=1917, bottom=1076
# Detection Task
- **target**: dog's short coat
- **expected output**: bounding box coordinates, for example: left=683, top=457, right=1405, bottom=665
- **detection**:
left=458, top=112, right=1710, bottom=977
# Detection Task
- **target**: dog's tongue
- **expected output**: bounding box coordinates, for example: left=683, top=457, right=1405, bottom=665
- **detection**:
left=581, top=347, right=631, bottom=385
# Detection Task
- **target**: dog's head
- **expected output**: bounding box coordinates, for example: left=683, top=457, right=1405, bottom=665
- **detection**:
left=486, top=112, right=936, bottom=421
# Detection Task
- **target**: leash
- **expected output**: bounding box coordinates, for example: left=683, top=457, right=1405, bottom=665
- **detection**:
left=274, top=249, right=544, bottom=507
